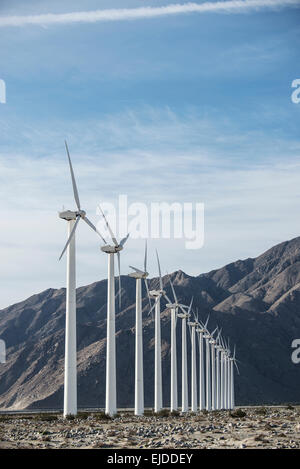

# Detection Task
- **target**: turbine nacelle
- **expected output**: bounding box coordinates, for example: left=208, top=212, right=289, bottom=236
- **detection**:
left=177, top=312, right=190, bottom=319
left=166, top=302, right=186, bottom=309
left=187, top=321, right=197, bottom=327
left=128, top=270, right=149, bottom=279
left=101, top=244, right=123, bottom=254
left=59, top=210, right=77, bottom=221
left=149, top=289, right=166, bottom=298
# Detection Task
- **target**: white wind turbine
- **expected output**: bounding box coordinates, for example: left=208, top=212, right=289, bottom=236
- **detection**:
left=203, top=321, right=217, bottom=411
left=165, top=277, right=190, bottom=413
left=59, top=141, right=106, bottom=417
left=220, top=336, right=227, bottom=409
left=177, top=298, right=193, bottom=413
left=203, top=324, right=211, bottom=411
left=209, top=327, right=218, bottom=411
left=128, top=241, right=151, bottom=416
left=196, top=314, right=209, bottom=411
left=149, top=250, right=170, bottom=413
left=225, top=339, right=232, bottom=410
left=215, top=329, right=222, bottom=410
left=229, top=345, right=239, bottom=409
left=188, top=311, right=198, bottom=413
left=221, top=337, right=229, bottom=410
left=98, top=207, right=129, bottom=416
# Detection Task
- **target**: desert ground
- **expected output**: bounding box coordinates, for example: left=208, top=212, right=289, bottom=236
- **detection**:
left=0, top=407, right=299, bottom=449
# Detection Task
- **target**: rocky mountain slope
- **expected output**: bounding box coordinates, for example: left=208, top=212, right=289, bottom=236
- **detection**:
left=1, top=237, right=300, bottom=410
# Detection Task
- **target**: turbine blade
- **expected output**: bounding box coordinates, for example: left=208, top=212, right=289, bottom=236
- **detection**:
left=156, top=249, right=163, bottom=290
left=188, top=323, right=192, bottom=342
left=204, top=314, right=210, bottom=329
left=129, top=265, right=144, bottom=274
left=188, top=297, right=193, bottom=315
left=98, top=205, right=118, bottom=246
left=65, top=141, right=81, bottom=211
left=144, top=277, right=153, bottom=316
left=234, top=359, right=240, bottom=375
left=163, top=292, right=172, bottom=304
left=144, top=240, right=147, bottom=273
left=59, top=216, right=80, bottom=260
left=117, top=251, right=121, bottom=310
left=83, top=216, right=107, bottom=244
left=211, top=327, right=217, bottom=337
left=148, top=298, right=156, bottom=320
left=120, top=233, right=129, bottom=247
left=169, top=277, right=178, bottom=304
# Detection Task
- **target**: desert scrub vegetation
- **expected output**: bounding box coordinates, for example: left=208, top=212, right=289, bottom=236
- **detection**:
left=230, top=409, right=247, bottom=418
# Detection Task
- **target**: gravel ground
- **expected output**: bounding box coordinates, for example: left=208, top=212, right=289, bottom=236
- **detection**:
left=0, top=407, right=299, bottom=449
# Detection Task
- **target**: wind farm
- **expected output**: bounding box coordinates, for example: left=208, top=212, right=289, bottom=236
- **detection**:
left=1, top=0, right=300, bottom=453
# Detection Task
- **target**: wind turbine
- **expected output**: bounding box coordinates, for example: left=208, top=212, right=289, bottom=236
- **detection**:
left=203, top=322, right=217, bottom=411
left=229, top=345, right=239, bottom=409
left=165, top=277, right=190, bottom=413
left=128, top=241, right=150, bottom=416
left=98, top=207, right=129, bottom=416
left=215, top=329, right=222, bottom=410
left=209, top=327, right=218, bottom=411
left=149, top=250, right=170, bottom=413
left=196, top=314, right=208, bottom=411
left=188, top=311, right=198, bottom=413
left=59, top=141, right=105, bottom=417
left=226, top=340, right=232, bottom=410
left=222, top=338, right=229, bottom=410
left=219, top=335, right=226, bottom=409
left=177, top=298, right=193, bottom=413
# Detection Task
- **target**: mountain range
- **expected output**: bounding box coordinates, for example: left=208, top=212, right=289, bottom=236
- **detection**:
left=0, top=236, right=300, bottom=410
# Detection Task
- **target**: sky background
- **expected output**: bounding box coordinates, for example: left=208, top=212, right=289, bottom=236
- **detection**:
left=0, top=0, right=300, bottom=309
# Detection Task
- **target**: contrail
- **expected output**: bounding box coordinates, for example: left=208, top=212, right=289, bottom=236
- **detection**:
left=0, top=0, right=299, bottom=28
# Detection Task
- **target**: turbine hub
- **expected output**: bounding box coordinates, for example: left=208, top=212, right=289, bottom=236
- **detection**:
left=77, top=210, right=86, bottom=218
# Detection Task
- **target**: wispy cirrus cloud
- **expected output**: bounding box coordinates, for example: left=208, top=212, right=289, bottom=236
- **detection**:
left=0, top=0, right=299, bottom=28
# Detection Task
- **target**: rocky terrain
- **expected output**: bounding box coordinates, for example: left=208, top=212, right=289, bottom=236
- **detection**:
left=0, top=407, right=299, bottom=449
left=1, top=236, right=300, bottom=409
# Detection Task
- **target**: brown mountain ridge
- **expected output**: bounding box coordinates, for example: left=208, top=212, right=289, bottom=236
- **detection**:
left=0, top=236, right=300, bottom=410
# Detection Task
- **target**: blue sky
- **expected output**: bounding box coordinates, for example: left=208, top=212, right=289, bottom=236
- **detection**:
left=0, top=0, right=300, bottom=308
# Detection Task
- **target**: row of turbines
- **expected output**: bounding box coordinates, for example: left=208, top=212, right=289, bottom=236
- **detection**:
left=59, top=142, right=239, bottom=417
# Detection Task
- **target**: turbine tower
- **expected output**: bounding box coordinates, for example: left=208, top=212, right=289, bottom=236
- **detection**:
left=59, top=141, right=105, bottom=417
left=188, top=312, right=198, bottom=413
left=98, top=207, right=129, bottom=416
left=209, top=328, right=218, bottom=411
left=196, top=315, right=208, bottom=411
left=128, top=242, right=150, bottom=416
left=165, top=277, right=190, bottom=413
left=149, top=250, right=170, bottom=413
left=220, top=337, right=226, bottom=409
left=215, top=330, right=222, bottom=410
left=226, top=341, right=231, bottom=410
left=229, top=345, right=239, bottom=409
left=204, top=327, right=212, bottom=411
left=177, top=298, right=193, bottom=413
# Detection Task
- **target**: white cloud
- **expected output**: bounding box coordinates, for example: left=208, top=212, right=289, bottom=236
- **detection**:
left=0, top=0, right=299, bottom=28
left=0, top=107, right=300, bottom=309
